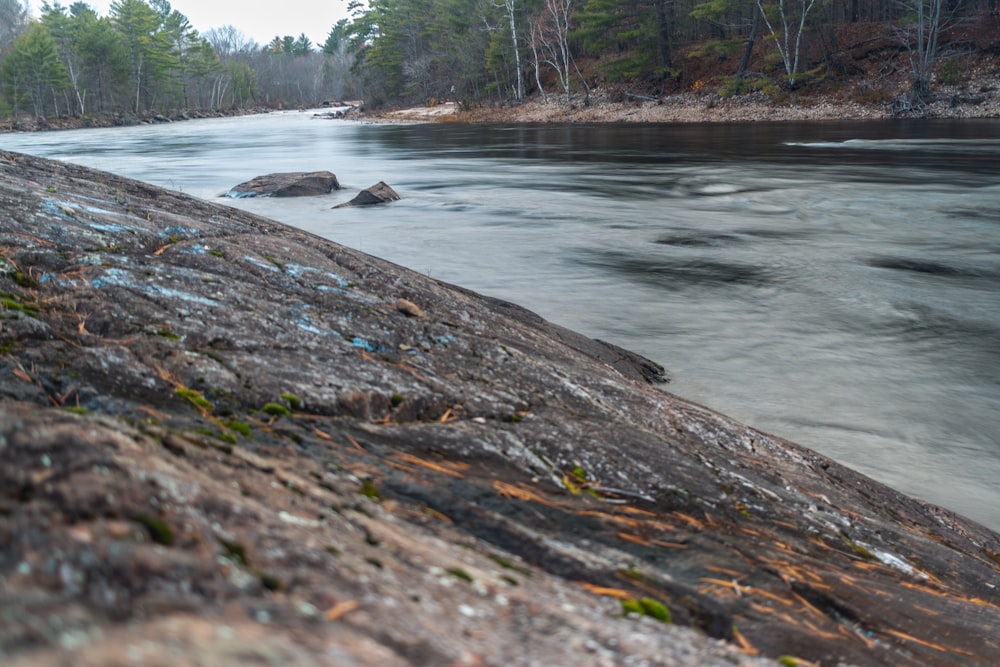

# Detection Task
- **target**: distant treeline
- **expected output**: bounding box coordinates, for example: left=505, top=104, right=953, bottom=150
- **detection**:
left=1, top=0, right=995, bottom=122
left=0, top=0, right=356, bottom=122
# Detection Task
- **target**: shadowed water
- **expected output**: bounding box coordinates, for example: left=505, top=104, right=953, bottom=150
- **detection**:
left=4, top=113, right=1000, bottom=531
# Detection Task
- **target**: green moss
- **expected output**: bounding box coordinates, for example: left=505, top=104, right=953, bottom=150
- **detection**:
left=279, top=393, right=302, bottom=410
left=64, top=406, right=89, bottom=415
left=258, top=572, right=282, bottom=591
left=390, top=392, right=405, bottom=407
left=263, top=255, right=286, bottom=273
left=221, top=420, right=251, bottom=437
left=132, top=514, right=175, bottom=546
left=846, top=540, right=876, bottom=560
left=621, top=597, right=671, bottom=623
left=621, top=598, right=643, bottom=615
left=209, top=249, right=224, bottom=257
left=12, top=272, right=39, bottom=289
left=359, top=478, right=380, bottom=500
left=175, top=387, right=214, bottom=414
left=488, top=555, right=532, bottom=577
left=156, top=328, right=180, bottom=341
left=617, top=567, right=647, bottom=583
left=261, top=402, right=291, bottom=417
left=0, top=292, right=40, bottom=319
left=446, top=567, right=474, bottom=583
left=202, top=350, right=225, bottom=364
left=778, top=658, right=801, bottom=667
left=219, top=538, right=249, bottom=566
left=639, top=597, right=671, bottom=622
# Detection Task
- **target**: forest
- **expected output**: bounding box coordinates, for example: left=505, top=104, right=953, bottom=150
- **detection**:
left=1, top=0, right=997, bottom=124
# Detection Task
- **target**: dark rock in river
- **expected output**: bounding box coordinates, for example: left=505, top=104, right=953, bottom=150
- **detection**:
left=226, top=170, right=341, bottom=198
left=335, top=180, right=400, bottom=207
left=1, top=149, right=999, bottom=667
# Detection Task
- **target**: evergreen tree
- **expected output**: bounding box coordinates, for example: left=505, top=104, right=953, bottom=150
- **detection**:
left=2, top=23, right=70, bottom=118
left=110, top=0, right=179, bottom=113
left=75, top=11, right=131, bottom=113
left=575, top=0, right=673, bottom=82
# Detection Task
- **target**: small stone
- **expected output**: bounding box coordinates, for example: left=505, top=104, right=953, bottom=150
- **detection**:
left=395, top=298, right=425, bottom=318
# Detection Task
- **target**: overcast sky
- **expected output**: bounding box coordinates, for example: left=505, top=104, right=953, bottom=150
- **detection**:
left=32, top=0, right=354, bottom=48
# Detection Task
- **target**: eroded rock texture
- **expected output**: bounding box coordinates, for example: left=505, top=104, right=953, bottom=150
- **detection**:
left=1, top=150, right=999, bottom=667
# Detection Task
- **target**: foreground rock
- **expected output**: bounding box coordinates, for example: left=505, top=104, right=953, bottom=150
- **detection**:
left=1, top=150, right=999, bottom=667
left=226, top=170, right=341, bottom=198
left=334, top=180, right=401, bottom=208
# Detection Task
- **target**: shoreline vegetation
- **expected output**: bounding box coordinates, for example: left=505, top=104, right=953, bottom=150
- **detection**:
left=4, top=73, right=999, bottom=136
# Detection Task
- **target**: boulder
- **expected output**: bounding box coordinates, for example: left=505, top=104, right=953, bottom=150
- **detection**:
left=226, top=170, right=340, bottom=198
left=334, top=181, right=400, bottom=207
left=2, top=149, right=999, bottom=667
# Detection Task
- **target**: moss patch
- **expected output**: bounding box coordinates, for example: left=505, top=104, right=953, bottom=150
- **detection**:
left=621, top=597, right=671, bottom=623
left=261, top=402, right=291, bottom=417
left=132, top=514, right=175, bottom=546
left=175, top=387, right=214, bottom=414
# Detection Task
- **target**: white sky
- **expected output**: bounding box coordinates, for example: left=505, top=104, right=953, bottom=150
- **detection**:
left=30, top=0, right=354, bottom=48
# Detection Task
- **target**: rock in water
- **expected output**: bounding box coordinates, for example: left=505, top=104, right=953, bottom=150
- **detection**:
left=334, top=181, right=400, bottom=207
left=226, top=170, right=340, bottom=198
left=1, top=149, right=999, bottom=667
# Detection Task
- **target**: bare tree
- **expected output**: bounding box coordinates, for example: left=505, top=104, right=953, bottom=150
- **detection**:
left=496, top=0, right=524, bottom=100
left=755, top=0, right=821, bottom=89
left=0, top=0, right=29, bottom=52
left=532, top=0, right=573, bottom=102
left=204, top=25, right=258, bottom=59
left=892, top=0, right=953, bottom=113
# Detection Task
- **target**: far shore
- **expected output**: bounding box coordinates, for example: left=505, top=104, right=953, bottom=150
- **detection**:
left=4, top=80, right=999, bottom=136
left=372, top=85, right=1000, bottom=125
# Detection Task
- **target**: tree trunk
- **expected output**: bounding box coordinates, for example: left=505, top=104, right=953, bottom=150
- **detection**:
left=736, top=8, right=759, bottom=78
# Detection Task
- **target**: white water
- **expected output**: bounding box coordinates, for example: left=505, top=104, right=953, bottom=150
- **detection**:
left=4, top=112, right=1000, bottom=531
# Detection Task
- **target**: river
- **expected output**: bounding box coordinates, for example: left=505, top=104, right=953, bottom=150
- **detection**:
left=4, top=111, right=1000, bottom=532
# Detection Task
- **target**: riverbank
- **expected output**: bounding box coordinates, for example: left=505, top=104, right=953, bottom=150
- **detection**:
left=378, top=77, right=1000, bottom=124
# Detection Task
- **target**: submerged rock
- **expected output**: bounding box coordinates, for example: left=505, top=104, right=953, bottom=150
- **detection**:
left=1, top=149, right=999, bottom=667
left=334, top=181, right=400, bottom=207
left=226, top=170, right=341, bottom=198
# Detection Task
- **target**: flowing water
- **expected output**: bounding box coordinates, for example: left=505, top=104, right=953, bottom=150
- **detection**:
left=4, top=112, right=1000, bottom=531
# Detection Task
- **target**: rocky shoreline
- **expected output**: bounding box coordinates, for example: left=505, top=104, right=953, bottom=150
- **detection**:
left=379, top=81, right=1000, bottom=124
left=2, top=150, right=999, bottom=666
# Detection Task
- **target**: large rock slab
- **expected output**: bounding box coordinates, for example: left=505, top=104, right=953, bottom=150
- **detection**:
left=226, top=170, right=340, bottom=198
left=1, top=149, right=999, bottom=667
